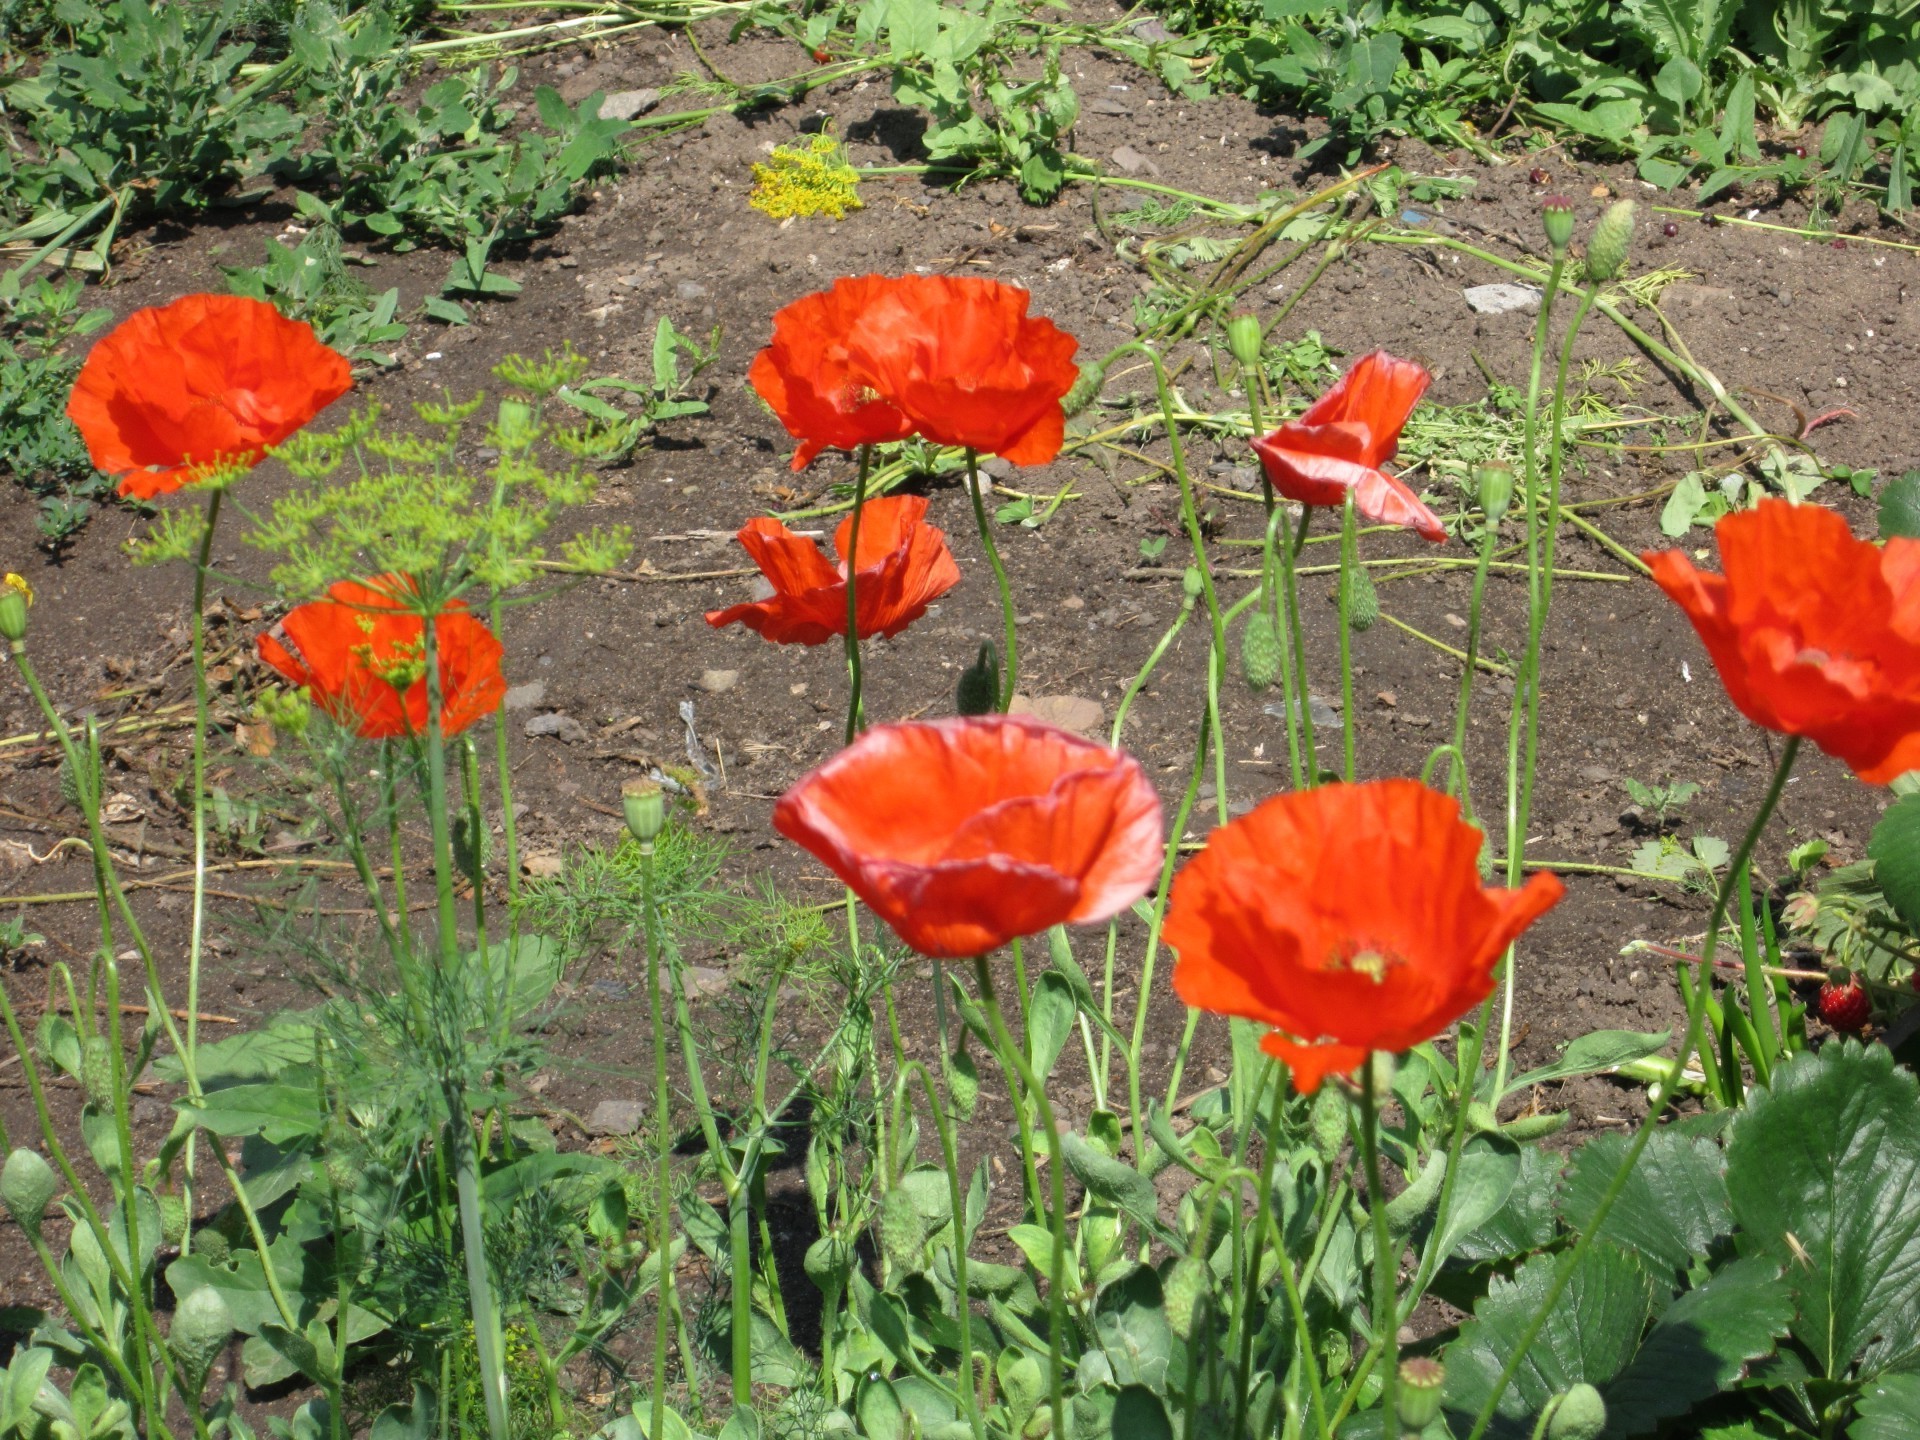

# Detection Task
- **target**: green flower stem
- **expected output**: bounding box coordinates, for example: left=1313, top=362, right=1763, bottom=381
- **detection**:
left=1253, top=1103, right=1334, bottom=1440
left=904, top=1059, right=985, bottom=1440
left=845, top=445, right=873, bottom=743
left=965, top=448, right=1019, bottom=710
left=1360, top=1065, right=1401, bottom=1440
left=640, top=841, right=675, bottom=1440
left=1281, top=507, right=1318, bottom=774
left=1110, top=587, right=1196, bottom=747
left=1265, top=507, right=1305, bottom=791
left=420, top=613, right=511, bottom=1440
left=1337, top=494, right=1358, bottom=783
left=1232, top=1065, right=1280, bottom=1436
left=1444, top=512, right=1501, bottom=818
left=1464, top=735, right=1800, bottom=1440
left=488, top=601, right=521, bottom=905
left=1126, top=698, right=1211, bottom=1168
left=183, top=488, right=223, bottom=1219
left=974, top=954, right=1069, bottom=1440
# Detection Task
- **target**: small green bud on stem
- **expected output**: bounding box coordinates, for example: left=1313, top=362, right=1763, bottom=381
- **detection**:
left=1225, top=311, right=1264, bottom=371
left=1541, top=195, right=1575, bottom=254
left=0, top=573, right=31, bottom=644
left=1396, top=1357, right=1446, bottom=1431
left=1477, top=464, right=1515, bottom=523
left=1546, top=1383, right=1607, bottom=1440
left=1585, top=200, right=1637, bottom=283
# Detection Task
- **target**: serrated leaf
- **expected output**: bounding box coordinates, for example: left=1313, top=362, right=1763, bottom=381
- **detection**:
left=1726, top=1042, right=1920, bottom=1380
left=1560, top=1130, right=1730, bottom=1279
left=1601, top=1256, right=1791, bottom=1437
left=1872, top=791, right=1920, bottom=935
left=1453, top=1143, right=1561, bottom=1264
left=1852, top=1373, right=1920, bottom=1440
left=1443, top=1243, right=1654, bottom=1439
left=1423, top=1135, right=1521, bottom=1271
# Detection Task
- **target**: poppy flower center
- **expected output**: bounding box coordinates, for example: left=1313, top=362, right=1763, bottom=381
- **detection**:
left=1326, top=942, right=1403, bottom=984
left=1795, top=647, right=1832, bottom=667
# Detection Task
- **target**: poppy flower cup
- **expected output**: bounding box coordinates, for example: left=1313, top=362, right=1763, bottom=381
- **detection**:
left=1251, top=349, right=1445, bottom=542
left=257, top=577, right=508, bottom=740
left=1166, top=779, right=1565, bottom=1093
left=706, top=495, right=961, bottom=645
left=841, top=274, right=1080, bottom=465
left=66, top=293, right=351, bottom=500
left=1647, top=499, right=1920, bottom=785
left=773, top=714, right=1164, bottom=959
left=748, top=276, right=919, bottom=471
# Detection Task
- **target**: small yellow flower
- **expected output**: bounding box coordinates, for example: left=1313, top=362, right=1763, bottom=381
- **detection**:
left=750, top=134, right=863, bottom=222
left=4, top=574, right=32, bottom=607
left=0, top=572, right=32, bottom=642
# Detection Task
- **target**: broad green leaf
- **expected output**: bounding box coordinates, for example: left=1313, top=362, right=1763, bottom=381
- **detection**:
left=1726, top=1042, right=1920, bottom=1380
left=369, top=1383, right=437, bottom=1440
left=1060, top=1130, right=1163, bottom=1237
left=1453, top=1143, right=1560, bottom=1264
left=1852, top=1373, right=1920, bottom=1440
left=1423, top=1135, right=1521, bottom=1271
left=1867, top=793, right=1920, bottom=929
left=1499, top=1029, right=1671, bottom=1097
left=1603, top=1256, right=1792, bottom=1436
left=856, top=1373, right=905, bottom=1440
left=1111, top=1385, right=1174, bottom=1440
left=481, top=1151, right=609, bottom=1216
left=1560, top=1130, right=1730, bottom=1279
left=1879, top=470, right=1920, bottom=540
left=1027, top=972, right=1075, bottom=1082
left=1443, top=1243, right=1654, bottom=1439
left=1093, top=1267, right=1172, bottom=1389
left=152, top=1008, right=320, bottom=1085
left=178, top=1082, right=323, bottom=1143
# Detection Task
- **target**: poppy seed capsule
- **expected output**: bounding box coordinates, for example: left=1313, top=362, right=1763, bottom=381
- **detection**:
left=1478, top=464, right=1515, bottom=522
left=622, top=779, right=666, bottom=844
left=1, top=1148, right=57, bottom=1241
left=1396, top=1358, right=1446, bottom=1430
left=1225, top=311, right=1264, bottom=370
left=1541, top=195, right=1575, bottom=253
left=1585, top=200, right=1637, bottom=282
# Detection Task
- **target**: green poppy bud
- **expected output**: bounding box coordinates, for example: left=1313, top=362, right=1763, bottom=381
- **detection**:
left=1477, top=464, right=1515, bottom=523
left=0, top=573, right=31, bottom=644
left=1396, top=1357, right=1445, bottom=1431
left=1061, top=363, right=1102, bottom=418
left=1585, top=201, right=1636, bottom=283
left=80, top=1034, right=116, bottom=1110
left=878, top=1187, right=924, bottom=1273
left=1241, top=611, right=1282, bottom=691
left=957, top=642, right=1000, bottom=716
left=1547, top=1384, right=1607, bottom=1440
left=621, top=778, right=666, bottom=844
left=1, top=1148, right=58, bottom=1241
left=1225, top=311, right=1264, bottom=371
left=1162, top=1255, right=1210, bottom=1340
left=1541, top=196, right=1575, bottom=254
left=1181, top=567, right=1205, bottom=606
left=1310, top=1082, right=1349, bottom=1163
left=1344, top=564, right=1379, bottom=632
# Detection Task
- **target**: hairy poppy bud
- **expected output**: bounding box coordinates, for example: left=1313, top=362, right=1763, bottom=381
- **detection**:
left=1225, top=311, right=1263, bottom=371
left=80, top=1034, right=116, bottom=1110
left=1060, top=363, right=1102, bottom=418
left=0, top=573, right=31, bottom=643
left=1477, top=464, right=1515, bottom=522
left=1541, top=196, right=1575, bottom=254
left=1163, top=1255, right=1210, bottom=1339
left=1585, top=201, right=1636, bottom=283
left=1547, top=1384, right=1607, bottom=1440
left=1310, top=1082, right=1348, bottom=1162
left=1344, top=564, right=1380, bottom=631
left=1397, top=1357, right=1445, bottom=1430
left=1241, top=611, right=1282, bottom=691
left=622, top=779, right=666, bottom=844
left=878, top=1187, right=924, bottom=1272
left=1181, top=567, right=1205, bottom=606
left=1, top=1148, right=58, bottom=1241
left=956, top=642, right=1000, bottom=716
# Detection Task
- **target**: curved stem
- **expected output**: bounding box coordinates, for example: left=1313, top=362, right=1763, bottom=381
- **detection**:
left=1360, top=1065, right=1400, bottom=1440
left=965, top=448, right=1019, bottom=710
left=844, top=444, right=872, bottom=743
left=183, top=488, right=222, bottom=1214
left=1444, top=511, right=1500, bottom=819
left=1465, top=736, right=1800, bottom=1440
left=905, top=1059, right=985, bottom=1440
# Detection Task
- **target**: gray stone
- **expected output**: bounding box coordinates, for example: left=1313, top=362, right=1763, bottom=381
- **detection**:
left=585, top=1099, right=646, bottom=1137
left=1110, top=145, right=1160, bottom=178
left=1088, top=96, right=1131, bottom=116
left=524, top=712, right=589, bottom=743
left=504, top=680, right=547, bottom=711
left=1463, top=283, right=1544, bottom=315
left=659, top=964, right=730, bottom=1000
left=698, top=668, right=739, bottom=694
left=1307, top=696, right=1341, bottom=729
left=676, top=280, right=709, bottom=302
left=599, top=88, right=659, bottom=121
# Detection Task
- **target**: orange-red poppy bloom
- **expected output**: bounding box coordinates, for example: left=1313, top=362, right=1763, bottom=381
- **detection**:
left=1647, top=498, right=1920, bottom=784
left=706, top=495, right=961, bottom=646
left=256, top=577, right=507, bottom=740
left=748, top=277, right=918, bottom=471
left=774, top=715, right=1163, bottom=958
left=1250, top=350, right=1445, bottom=542
left=66, top=294, right=351, bottom=500
left=1166, top=779, right=1564, bottom=1093
left=843, top=274, right=1080, bottom=466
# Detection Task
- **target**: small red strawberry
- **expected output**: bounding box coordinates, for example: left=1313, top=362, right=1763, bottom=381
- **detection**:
left=811, top=46, right=830, bottom=63
left=1818, top=976, right=1870, bottom=1033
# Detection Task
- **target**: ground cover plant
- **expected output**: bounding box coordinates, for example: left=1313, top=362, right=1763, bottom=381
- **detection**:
left=5, top=3, right=1920, bottom=1440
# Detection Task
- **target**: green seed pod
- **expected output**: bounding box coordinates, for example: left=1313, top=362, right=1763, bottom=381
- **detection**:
left=1162, top=1255, right=1210, bottom=1340
left=1584, top=200, right=1636, bottom=283
left=1241, top=610, right=1282, bottom=691
left=192, top=1226, right=231, bottom=1266
left=622, top=778, right=666, bottom=844
left=155, top=1192, right=188, bottom=1247
left=878, top=1186, right=925, bottom=1273
left=1225, top=312, right=1264, bottom=371
left=1476, top=464, right=1515, bottom=523
left=1541, top=196, right=1575, bottom=254
left=1181, top=567, right=1205, bottom=606
left=957, top=643, right=1000, bottom=717
left=169, top=1284, right=234, bottom=1395
left=452, top=810, right=490, bottom=879
left=946, top=1045, right=980, bottom=1123
left=80, top=1034, right=116, bottom=1110
left=1, top=1148, right=58, bottom=1241
left=1546, top=1384, right=1607, bottom=1440
left=58, top=752, right=84, bottom=811
left=1396, top=1357, right=1446, bottom=1431
left=1310, top=1082, right=1348, bottom=1163
left=1060, top=363, right=1102, bottom=418
left=1344, top=566, right=1379, bottom=631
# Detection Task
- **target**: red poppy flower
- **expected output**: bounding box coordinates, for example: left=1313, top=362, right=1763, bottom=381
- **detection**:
left=257, top=577, right=507, bottom=740
left=1166, top=779, right=1564, bottom=1093
left=1647, top=498, right=1920, bottom=784
left=749, top=277, right=918, bottom=471
left=1250, top=350, right=1445, bottom=542
left=66, top=294, right=351, bottom=501
left=706, top=495, right=961, bottom=645
left=842, top=274, right=1079, bottom=465
left=774, top=715, right=1164, bottom=958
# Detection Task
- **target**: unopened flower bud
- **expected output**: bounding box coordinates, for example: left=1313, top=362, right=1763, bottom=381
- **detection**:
left=1396, top=1357, right=1446, bottom=1431
left=1477, top=464, right=1515, bottom=522
left=1585, top=200, right=1637, bottom=283
left=956, top=642, right=1000, bottom=716
left=1241, top=611, right=1281, bottom=691
left=1225, top=311, right=1263, bottom=370
left=621, top=779, right=665, bottom=844
left=1181, top=567, right=1205, bottom=605
left=1546, top=1384, right=1607, bottom=1440
left=1541, top=196, right=1575, bottom=253
left=2, top=1148, right=58, bottom=1241
left=1060, top=364, right=1101, bottom=418
left=0, top=573, right=32, bottom=643
left=1162, top=1255, right=1210, bottom=1340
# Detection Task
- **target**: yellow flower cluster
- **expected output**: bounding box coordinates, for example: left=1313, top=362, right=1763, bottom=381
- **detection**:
left=749, top=134, right=864, bottom=222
